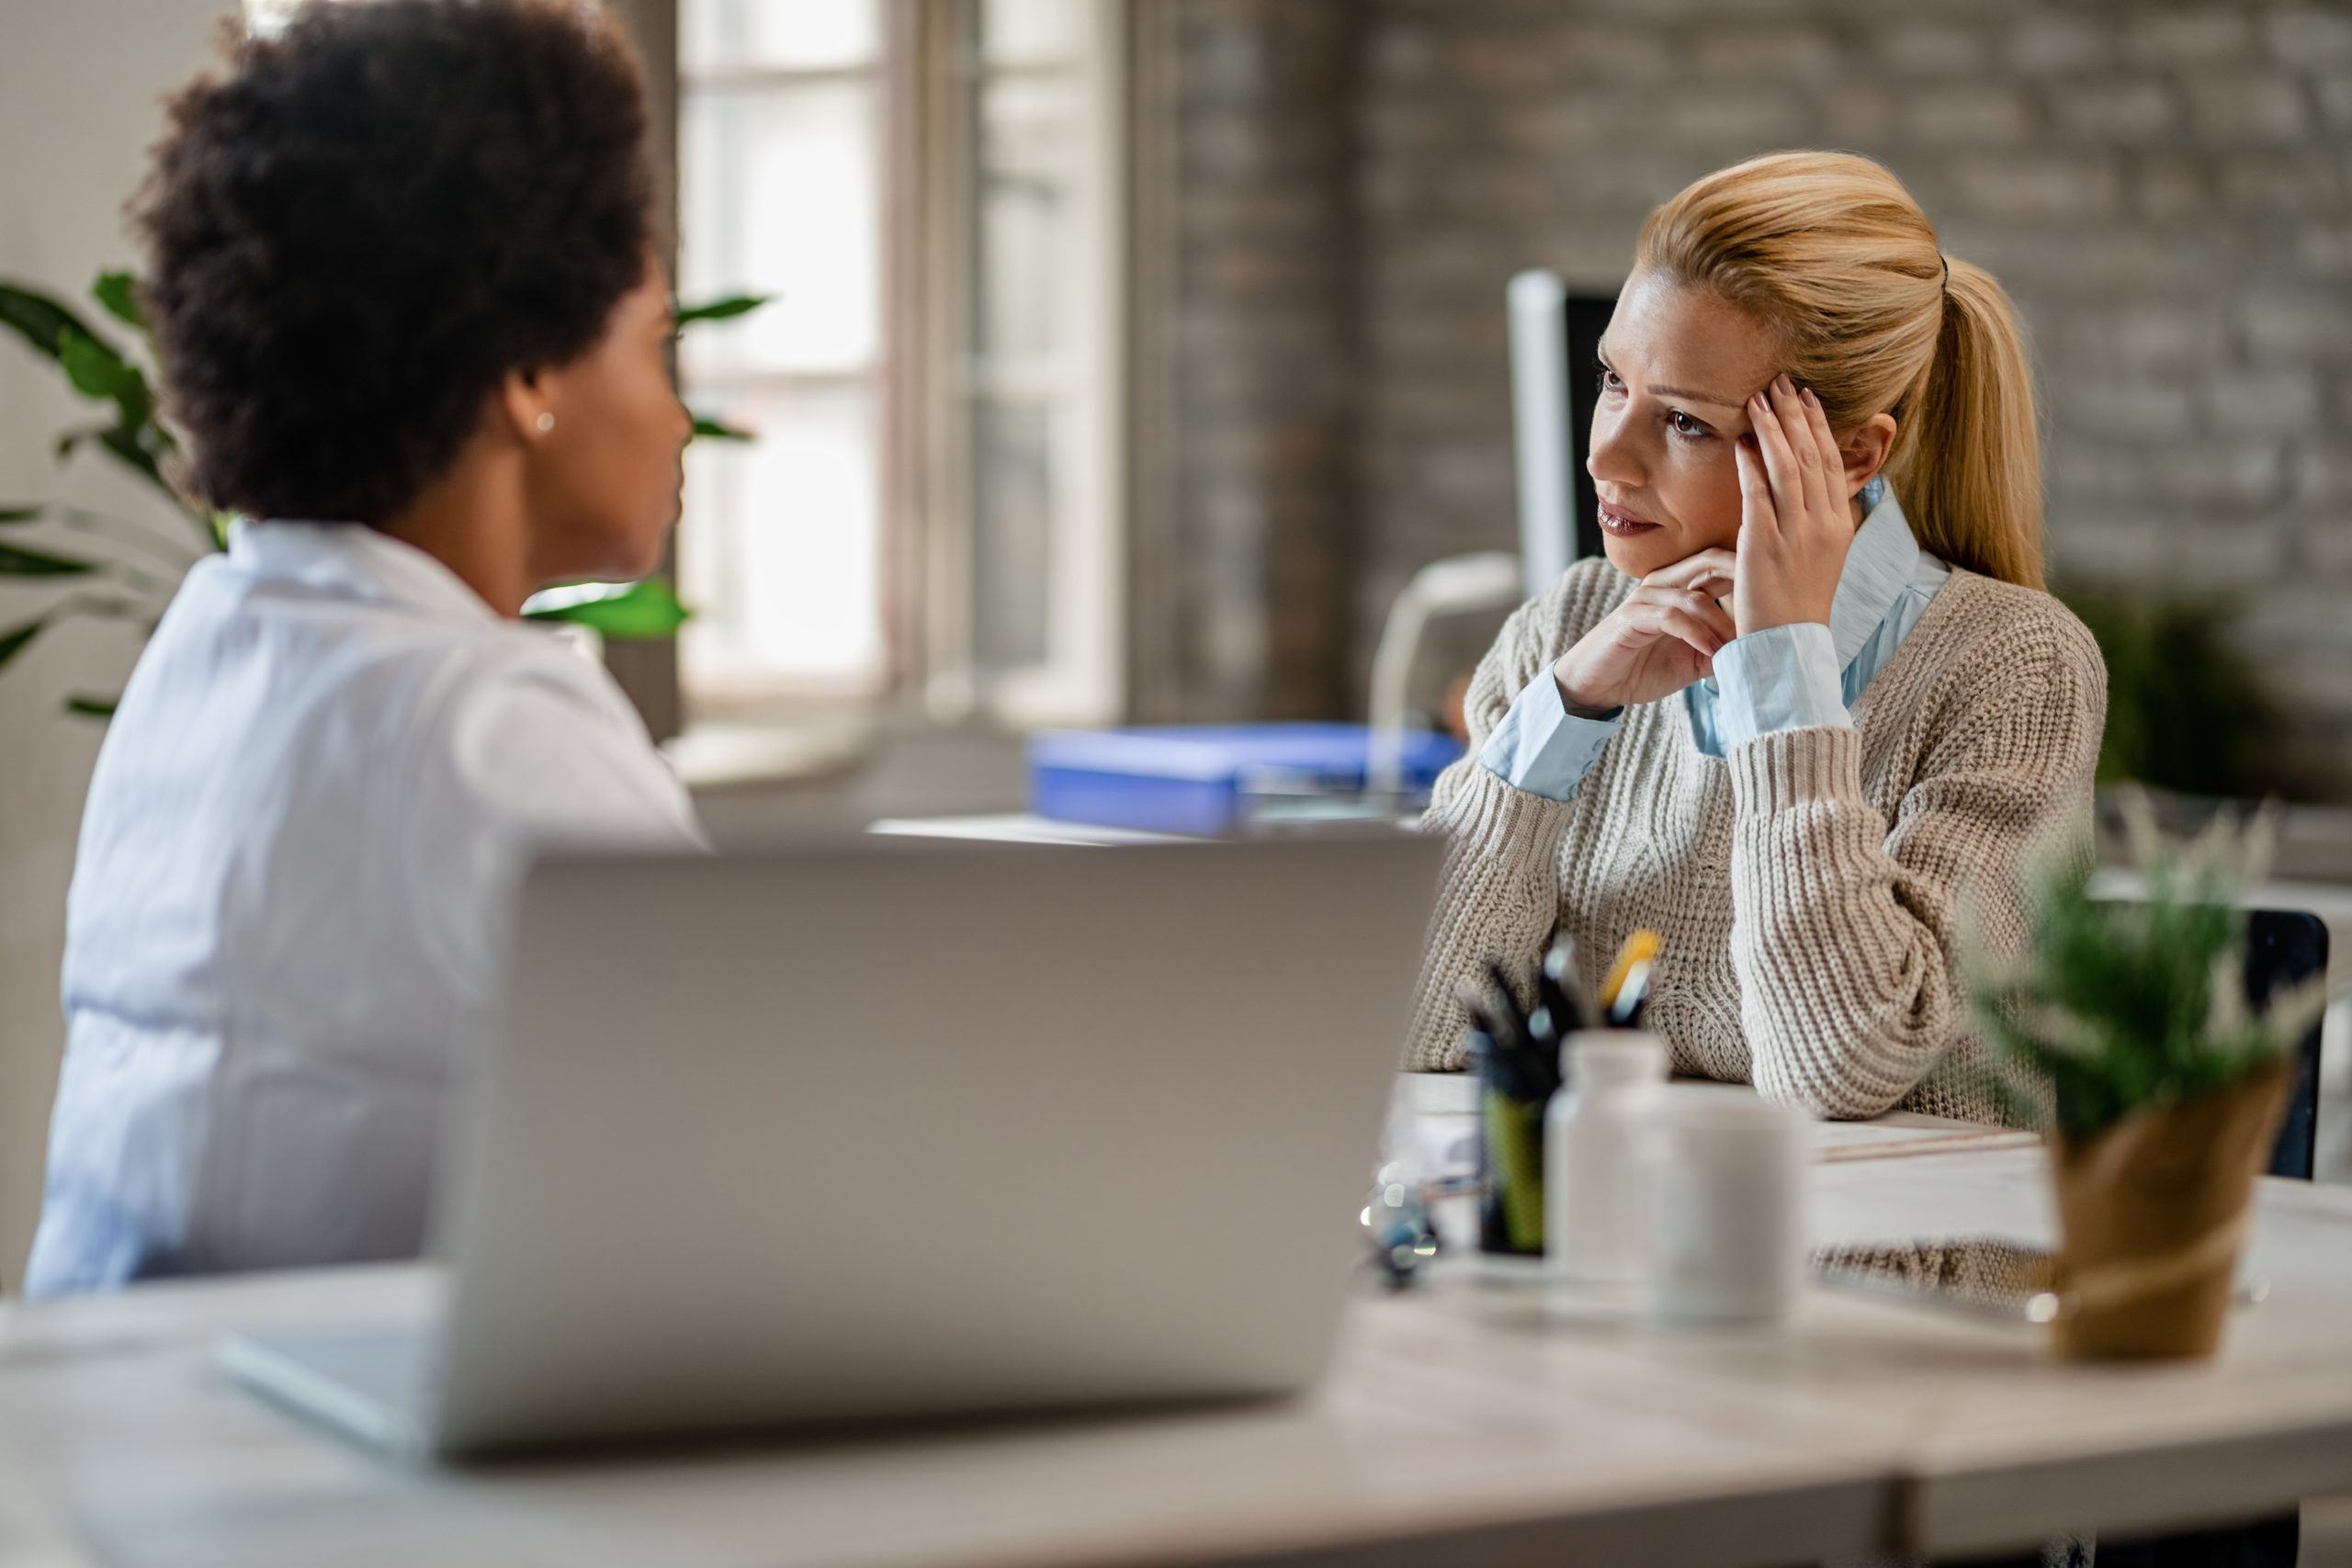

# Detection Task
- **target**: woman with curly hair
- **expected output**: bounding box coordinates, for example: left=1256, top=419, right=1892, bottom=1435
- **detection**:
left=26, top=0, right=702, bottom=1295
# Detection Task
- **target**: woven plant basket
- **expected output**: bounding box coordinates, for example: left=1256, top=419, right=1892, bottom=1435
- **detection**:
left=2048, top=1059, right=2290, bottom=1360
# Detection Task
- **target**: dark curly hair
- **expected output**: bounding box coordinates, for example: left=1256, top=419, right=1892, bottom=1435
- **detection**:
left=134, top=0, right=656, bottom=524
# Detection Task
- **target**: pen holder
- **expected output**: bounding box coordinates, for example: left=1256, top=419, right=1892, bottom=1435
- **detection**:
left=1473, top=1039, right=1546, bottom=1257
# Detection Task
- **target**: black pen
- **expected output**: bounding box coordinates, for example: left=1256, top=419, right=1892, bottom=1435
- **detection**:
left=1538, top=938, right=1588, bottom=1037
left=1480, top=960, right=1559, bottom=1101
left=1460, top=1013, right=1525, bottom=1103
left=1610, top=955, right=1656, bottom=1028
left=1482, top=959, right=1533, bottom=1052
left=1464, top=987, right=1550, bottom=1103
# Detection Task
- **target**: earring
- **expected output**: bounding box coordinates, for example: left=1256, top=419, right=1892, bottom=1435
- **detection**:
left=534, top=412, right=556, bottom=434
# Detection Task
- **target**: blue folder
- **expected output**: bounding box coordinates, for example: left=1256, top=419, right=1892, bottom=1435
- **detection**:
left=1028, top=723, right=1464, bottom=836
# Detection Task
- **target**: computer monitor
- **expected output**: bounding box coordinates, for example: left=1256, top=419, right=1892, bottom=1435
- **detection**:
left=1507, top=270, right=1620, bottom=584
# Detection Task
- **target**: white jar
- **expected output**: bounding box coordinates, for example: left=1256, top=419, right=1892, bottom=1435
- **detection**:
left=1645, top=1088, right=1806, bottom=1325
left=1544, top=1031, right=1667, bottom=1284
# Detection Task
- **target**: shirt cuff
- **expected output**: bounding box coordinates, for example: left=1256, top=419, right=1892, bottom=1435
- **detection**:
left=1712, top=622, right=1850, bottom=749
left=1478, top=671, right=1622, bottom=802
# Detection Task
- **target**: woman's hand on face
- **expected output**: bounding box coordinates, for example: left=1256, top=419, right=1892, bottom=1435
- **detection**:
left=1550, top=548, right=1738, bottom=716
left=1732, top=373, right=1854, bottom=638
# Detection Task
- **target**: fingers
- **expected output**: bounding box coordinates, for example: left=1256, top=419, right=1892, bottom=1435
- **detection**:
left=1735, top=431, right=1778, bottom=539
left=1650, top=606, right=1724, bottom=670
left=1656, top=583, right=1736, bottom=645
left=1624, top=592, right=1732, bottom=660
left=1748, top=375, right=1828, bottom=525
left=1794, top=381, right=1849, bottom=494
left=1780, top=376, right=1835, bottom=518
left=1643, top=547, right=1738, bottom=597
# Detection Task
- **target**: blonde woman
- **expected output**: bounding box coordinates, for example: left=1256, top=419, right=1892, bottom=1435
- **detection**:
left=1408, top=151, right=2106, bottom=1125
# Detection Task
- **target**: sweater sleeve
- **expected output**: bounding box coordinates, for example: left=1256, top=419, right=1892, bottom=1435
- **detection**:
left=1723, top=616, right=2106, bottom=1119
left=1402, top=565, right=1620, bottom=1071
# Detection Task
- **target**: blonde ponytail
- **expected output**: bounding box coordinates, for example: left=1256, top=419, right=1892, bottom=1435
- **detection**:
left=1884, top=258, right=2044, bottom=588
left=1635, top=152, right=2046, bottom=589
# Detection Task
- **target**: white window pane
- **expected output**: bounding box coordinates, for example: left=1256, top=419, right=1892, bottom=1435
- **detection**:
left=682, top=0, right=876, bottom=73
left=680, top=385, right=881, bottom=685
left=972, top=398, right=1054, bottom=669
left=681, top=81, right=878, bottom=377
left=978, top=0, right=1080, bottom=66
left=975, top=77, right=1077, bottom=362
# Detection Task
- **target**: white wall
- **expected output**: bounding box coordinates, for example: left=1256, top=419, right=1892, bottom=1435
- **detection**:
left=0, top=0, right=223, bottom=1288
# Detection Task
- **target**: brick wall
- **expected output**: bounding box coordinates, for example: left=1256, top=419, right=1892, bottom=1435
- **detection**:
left=1141, top=0, right=1362, bottom=722
left=1157, top=0, right=2352, bottom=792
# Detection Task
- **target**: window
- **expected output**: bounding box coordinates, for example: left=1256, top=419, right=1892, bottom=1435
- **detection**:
left=676, top=0, right=890, bottom=704
left=917, top=0, right=1125, bottom=726
left=679, top=0, right=1125, bottom=728
left=244, top=0, right=1128, bottom=731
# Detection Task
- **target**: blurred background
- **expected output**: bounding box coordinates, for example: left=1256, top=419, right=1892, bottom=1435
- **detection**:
left=3, top=0, right=2348, bottom=1272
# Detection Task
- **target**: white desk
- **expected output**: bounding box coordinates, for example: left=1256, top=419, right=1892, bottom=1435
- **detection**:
left=0, top=1269, right=1887, bottom=1568
left=1400, top=1145, right=2352, bottom=1560
left=6, top=1144, right=2352, bottom=1567
left=1400, top=1070, right=2041, bottom=1168
left=1811, top=1150, right=2352, bottom=1557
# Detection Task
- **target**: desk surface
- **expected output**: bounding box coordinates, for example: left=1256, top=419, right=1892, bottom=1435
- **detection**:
left=0, top=1269, right=1888, bottom=1568
left=6, top=1143, right=2352, bottom=1567
left=1405, top=1147, right=2352, bottom=1559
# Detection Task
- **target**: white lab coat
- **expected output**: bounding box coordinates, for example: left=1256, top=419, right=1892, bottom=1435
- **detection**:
left=23, top=521, right=705, bottom=1297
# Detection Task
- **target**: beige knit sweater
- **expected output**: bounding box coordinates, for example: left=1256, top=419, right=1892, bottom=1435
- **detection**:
left=1407, top=558, right=2106, bottom=1125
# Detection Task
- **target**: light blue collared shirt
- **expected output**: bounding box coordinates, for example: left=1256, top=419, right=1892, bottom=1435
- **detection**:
left=1480, top=481, right=1950, bottom=800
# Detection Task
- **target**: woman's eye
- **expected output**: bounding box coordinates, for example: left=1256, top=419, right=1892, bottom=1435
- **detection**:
left=1667, top=410, right=1709, bottom=440
left=1596, top=365, right=1623, bottom=395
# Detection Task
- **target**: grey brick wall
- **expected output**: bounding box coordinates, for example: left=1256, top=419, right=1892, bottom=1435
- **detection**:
left=1144, top=0, right=1362, bottom=722
left=1154, top=0, right=2352, bottom=794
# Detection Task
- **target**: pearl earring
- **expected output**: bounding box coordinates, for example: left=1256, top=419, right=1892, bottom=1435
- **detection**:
left=534, top=412, right=555, bottom=434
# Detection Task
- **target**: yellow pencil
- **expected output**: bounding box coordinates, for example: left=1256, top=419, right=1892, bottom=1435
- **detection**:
left=1600, top=930, right=1660, bottom=1013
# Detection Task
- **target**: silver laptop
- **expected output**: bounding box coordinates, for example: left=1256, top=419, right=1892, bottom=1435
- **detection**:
left=220, top=831, right=1443, bottom=1460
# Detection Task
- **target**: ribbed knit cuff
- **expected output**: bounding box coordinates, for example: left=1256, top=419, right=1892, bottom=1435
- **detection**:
left=1430, top=750, right=1579, bottom=857
left=1725, top=723, right=1865, bottom=815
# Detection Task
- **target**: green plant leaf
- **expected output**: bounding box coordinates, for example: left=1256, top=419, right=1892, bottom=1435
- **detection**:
left=97, top=423, right=164, bottom=480
left=1962, top=795, right=2301, bottom=1140
left=673, top=292, right=773, bottom=327
left=521, top=577, right=691, bottom=639
left=690, top=413, right=754, bottom=444
left=0, top=540, right=100, bottom=577
left=2058, top=586, right=2280, bottom=798
left=0, top=280, right=104, bottom=361
left=55, top=420, right=147, bottom=466
left=92, top=423, right=201, bottom=529
left=57, top=330, right=153, bottom=429
left=59, top=328, right=130, bottom=400
left=92, top=271, right=144, bottom=333
left=63, top=694, right=118, bottom=720
left=0, top=615, right=49, bottom=671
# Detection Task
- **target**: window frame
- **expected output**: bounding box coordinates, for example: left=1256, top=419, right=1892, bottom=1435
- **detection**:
left=672, top=7, right=899, bottom=718
left=667, top=0, right=1130, bottom=735
left=908, top=0, right=1129, bottom=729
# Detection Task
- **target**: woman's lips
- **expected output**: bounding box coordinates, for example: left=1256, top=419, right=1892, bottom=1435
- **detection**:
left=1600, top=502, right=1662, bottom=536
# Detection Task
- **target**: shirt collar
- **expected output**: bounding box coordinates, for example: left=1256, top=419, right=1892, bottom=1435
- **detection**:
left=227, top=520, right=501, bottom=626
left=1826, top=483, right=1921, bottom=670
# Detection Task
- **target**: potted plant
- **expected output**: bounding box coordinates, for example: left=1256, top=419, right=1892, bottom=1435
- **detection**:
left=0, top=270, right=763, bottom=716
left=1966, top=799, right=2327, bottom=1359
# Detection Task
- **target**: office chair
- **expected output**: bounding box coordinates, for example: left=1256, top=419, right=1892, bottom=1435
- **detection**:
left=2072, top=898, right=2326, bottom=1179
left=2245, top=908, right=2327, bottom=1181
left=2082, top=909, right=2327, bottom=1568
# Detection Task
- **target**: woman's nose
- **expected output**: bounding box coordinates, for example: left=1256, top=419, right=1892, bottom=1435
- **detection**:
left=1587, top=408, right=1644, bottom=490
